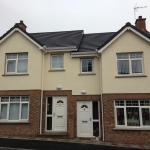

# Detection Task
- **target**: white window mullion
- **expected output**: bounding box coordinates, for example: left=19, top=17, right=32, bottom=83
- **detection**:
left=16, top=54, right=18, bottom=73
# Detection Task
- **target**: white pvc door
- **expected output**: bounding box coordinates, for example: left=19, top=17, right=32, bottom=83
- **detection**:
left=52, top=97, right=67, bottom=131
left=77, top=101, right=92, bottom=137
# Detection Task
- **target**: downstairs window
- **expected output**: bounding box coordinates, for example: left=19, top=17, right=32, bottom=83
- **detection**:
left=115, top=100, right=150, bottom=127
left=0, top=96, right=29, bottom=122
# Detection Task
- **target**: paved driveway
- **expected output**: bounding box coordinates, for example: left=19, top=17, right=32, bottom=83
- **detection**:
left=0, top=138, right=145, bottom=150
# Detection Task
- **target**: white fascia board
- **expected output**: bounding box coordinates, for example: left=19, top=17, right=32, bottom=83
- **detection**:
left=71, top=51, right=96, bottom=55
left=71, top=53, right=99, bottom=58
left=98, top=27, right=150, bottom=53
left=46, top=46, right=77, bottom=50
left=46, top=49, right=77, bottom=53
left=0, top=28, right=44, bottom=50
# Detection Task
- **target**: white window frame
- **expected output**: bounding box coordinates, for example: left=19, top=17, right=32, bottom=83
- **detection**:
left=5, top=53, right=28, bottom=74
left=0, top=96, right=30, bottom=122
left=117, top=53, right=144, bottom=75
left=114, top=100, right=150, bottom=128
left=81, top=59, right=94, bottom=73
left=51, top=54, right=64, bottom=70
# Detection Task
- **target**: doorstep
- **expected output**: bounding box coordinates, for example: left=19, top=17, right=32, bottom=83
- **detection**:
left=0, top=136, right=149, bottom=149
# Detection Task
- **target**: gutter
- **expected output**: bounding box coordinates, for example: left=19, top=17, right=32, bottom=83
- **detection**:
left=44, top=46, right=77, bottom=52
left=39, top=47, right=47, bottom=135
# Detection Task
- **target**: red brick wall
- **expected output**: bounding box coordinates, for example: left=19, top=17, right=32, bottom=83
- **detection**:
left=42, top=90, right=101, bottom=139
left=0, top=90, right=41, bottom=137
left=103, top=93, right=150, bottom=145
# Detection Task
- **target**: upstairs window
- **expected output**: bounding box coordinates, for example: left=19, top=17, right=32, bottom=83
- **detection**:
left=117, top=53, right=143, bottom=75
left=81, top=59, right=93, bottom=73
left=6, top=53, right=28, bottom=74
left=51, top=55, right=63, bottom=69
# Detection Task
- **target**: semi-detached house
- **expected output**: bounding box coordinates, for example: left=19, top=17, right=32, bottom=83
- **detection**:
left=0, top=16, right=150, bottom=145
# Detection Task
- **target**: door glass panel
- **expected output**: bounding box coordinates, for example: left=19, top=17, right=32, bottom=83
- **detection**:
left=93, top=122, right=99, bottom=136
left=126, top=107, right=140, bottom=126
left=47, top=117, right=52, bottom=130
left=93, top=101, right=99, bottom=119
left=47, top=97, right=52, bottom=115
left=116, top=108, right=125, bottom=125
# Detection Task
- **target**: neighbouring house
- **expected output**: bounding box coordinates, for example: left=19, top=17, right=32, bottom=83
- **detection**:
left=0, top=16, right=150, bottom=145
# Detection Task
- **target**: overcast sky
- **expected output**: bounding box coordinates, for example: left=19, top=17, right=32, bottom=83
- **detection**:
left=0, top=0, right=150, bottom=35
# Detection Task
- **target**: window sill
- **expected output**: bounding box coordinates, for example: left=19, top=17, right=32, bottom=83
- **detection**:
left=78, top=73, right=96, bottom=76
left=2, top=74, right=29, bottom=76
left=113, top=127, right=150, bottom=131
left=0, top=122, right=31, bottom=124
left=39, top=131, right=68, bottom=136
left=49, top=69, right=65, bottom=72
left=115, top=74, right=147, bottom=78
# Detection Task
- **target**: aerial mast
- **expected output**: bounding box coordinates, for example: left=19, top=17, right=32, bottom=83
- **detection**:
left=134, top=4, right=147, bottom=21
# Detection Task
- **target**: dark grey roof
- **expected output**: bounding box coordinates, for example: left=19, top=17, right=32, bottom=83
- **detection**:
left=146, top=30, right=150, bottom=37
left=30, top=30, right=83, bottom=48
left=77, top=32, right=115, bottom=52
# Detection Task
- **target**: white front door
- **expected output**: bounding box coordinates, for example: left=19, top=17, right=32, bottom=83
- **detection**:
left=52, top=97, right=67, bottom=131
left=77, top=101, right=92, bottom=137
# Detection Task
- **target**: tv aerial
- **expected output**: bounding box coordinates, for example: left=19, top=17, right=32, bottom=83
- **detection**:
left=134, top=3, right=147, bottom=21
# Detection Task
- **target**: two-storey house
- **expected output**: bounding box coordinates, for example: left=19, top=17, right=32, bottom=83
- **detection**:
left=0, top=16, right=150, bottom=145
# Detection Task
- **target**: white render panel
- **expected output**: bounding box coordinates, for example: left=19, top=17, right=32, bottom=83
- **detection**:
left=0, top=32, right=42, bottom=90
left=44, top=52, right=101, bottom=95
left=102, top=30, right=150, bottom=93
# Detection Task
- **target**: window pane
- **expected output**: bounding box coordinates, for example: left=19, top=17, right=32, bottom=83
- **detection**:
left=21, top=104, right=28, bottom=119
left=21, top=97, right=29, bottom=102
left=116, top=108, right=125, bottom=125
left=1, top=97, right=9, bottom=102
left=126, top=101, right=138, bottom=106
left=10, top=97, right=20, bottom=102
left=7, top=60, right=16, bottom=72
left=52, top=55, right=63, bottom=69
left=17, top=59, right=28, bottom=73
left=140, top=101, right=150, bottom=106
left=0, top=104, right=7, bottom=119
left=115, top=101, right=124, bottom=106
left=47, top=97, right=52, bottom=115
left=9, top=103, right=20, bottom=120
left=117, top=60, right=129, bottom=74
left=117, top=54, right=129, bottom=59
left=126, top=107, right=140, bottom=126
left=93, top=101, right=99, bottom=119
left=93, top=122, right=99, bottom=136
left=82, top=60, right=93, bottom=72
left=47, top=117, right=52, bottom=130
left=7, top=54, right=17, bottom=59
left=131, top=60, right=142, bottom=73
left=18, top=53, right=28, bottom=59
left=142, top=108, right=150, bottom=126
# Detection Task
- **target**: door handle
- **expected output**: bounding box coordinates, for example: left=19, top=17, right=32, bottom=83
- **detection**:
left=82, top=121, right=88, bottom=123
left=53, top=113, right=55, bottom=116
left=90, top=117, right=91, bottom=121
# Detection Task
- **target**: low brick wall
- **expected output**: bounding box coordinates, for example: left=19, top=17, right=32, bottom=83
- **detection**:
left=103, top=93, right=150, bottom=145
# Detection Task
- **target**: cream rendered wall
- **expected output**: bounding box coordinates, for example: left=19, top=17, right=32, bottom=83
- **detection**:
left=44, top=53, right=100, bottom=95
left=0, top=32, right=42, bottom=90
left=102, top=30, right=150, bottom=93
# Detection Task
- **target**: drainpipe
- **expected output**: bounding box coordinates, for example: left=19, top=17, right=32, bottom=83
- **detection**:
left=40, top=48, right=47, bottom=135
left=99, top=53, right=104, bottom=141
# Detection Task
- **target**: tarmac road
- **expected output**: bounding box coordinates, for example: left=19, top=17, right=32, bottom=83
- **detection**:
left=0, top=138, right=143, bottom=150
